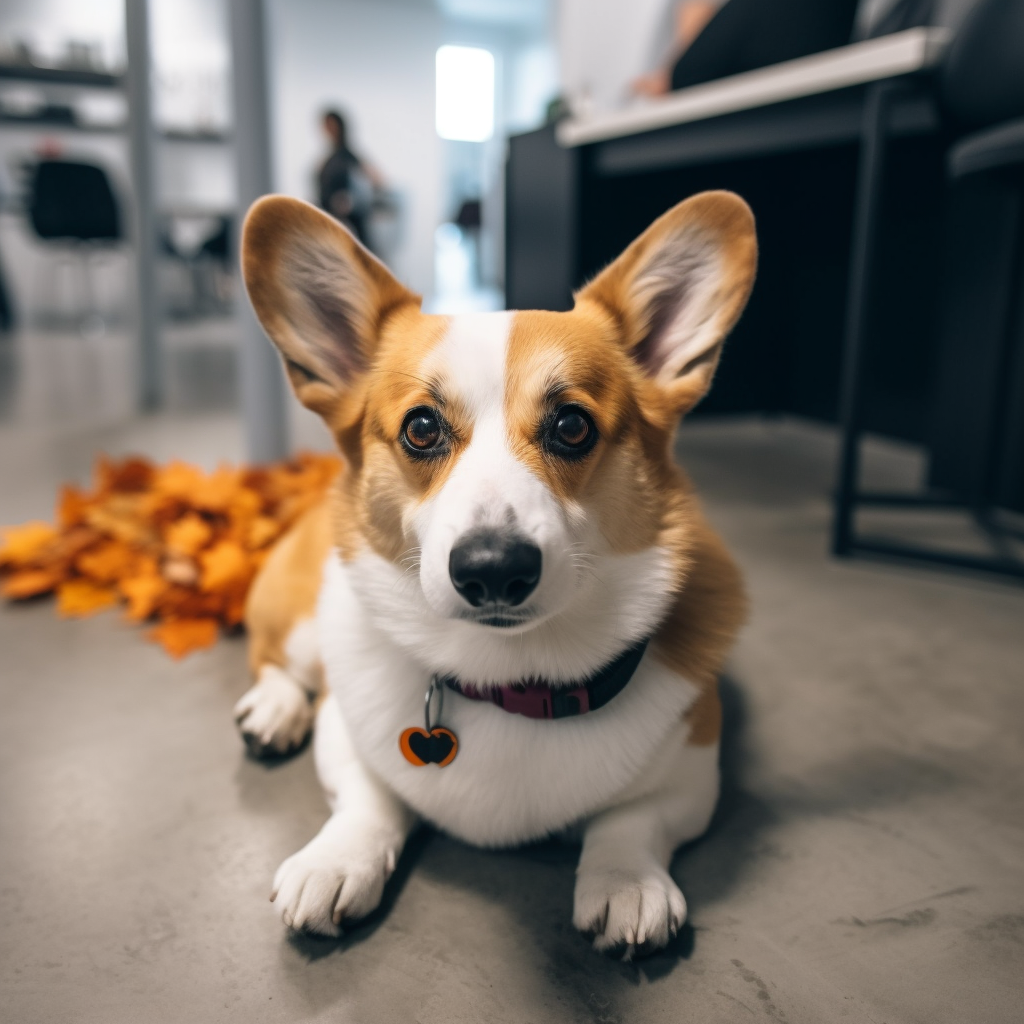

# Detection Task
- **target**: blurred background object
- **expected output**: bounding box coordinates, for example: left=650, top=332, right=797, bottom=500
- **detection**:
left=512, top=0, right=1024, bottom=579
left=0, top=0, right=560, bottom=448
left=27, top=157, right=122, bottom=337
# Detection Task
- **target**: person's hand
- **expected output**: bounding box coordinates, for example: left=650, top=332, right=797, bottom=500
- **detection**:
left=631, top=69, right=671, bottom=98
left=676, top=0, right=718, bottom=48
left=631, top=0, right=720, bottom=98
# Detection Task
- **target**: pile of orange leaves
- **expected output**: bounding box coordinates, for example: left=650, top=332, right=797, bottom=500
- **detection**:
left=0, top=452, right=340, bottom=658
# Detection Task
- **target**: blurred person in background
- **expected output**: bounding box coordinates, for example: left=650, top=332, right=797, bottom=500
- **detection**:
left=317, top=109, right=385, bottom=248
left=632, top=0, right=861, bottom=97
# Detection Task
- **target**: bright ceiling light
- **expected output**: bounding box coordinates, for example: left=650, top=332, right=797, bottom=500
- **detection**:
left=436, top=45, right=495, bottom=143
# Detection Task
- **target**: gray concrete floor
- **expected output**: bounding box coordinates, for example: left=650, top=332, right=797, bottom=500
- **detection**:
left=1, top=331, right=1023, bottom=1022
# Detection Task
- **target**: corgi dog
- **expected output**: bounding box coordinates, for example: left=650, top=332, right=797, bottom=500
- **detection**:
left=233, top=190, right=756, bottom=957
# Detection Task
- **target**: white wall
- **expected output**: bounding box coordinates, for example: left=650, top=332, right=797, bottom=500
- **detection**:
left=0, top=0, right=124, bottom=71
left=150, top=0, right=231, bottom=133
left=266, top=0, right=444, bottom=299
left=507, top=39, right=559, bottom=133
left=557, top=0, right=672, bottom=114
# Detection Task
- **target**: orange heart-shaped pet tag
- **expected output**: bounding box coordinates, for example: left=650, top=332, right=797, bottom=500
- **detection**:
left=400, top=726, right=458, bottom=767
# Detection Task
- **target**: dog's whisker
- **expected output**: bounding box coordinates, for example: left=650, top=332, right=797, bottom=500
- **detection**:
left=569, top=552, right=601, bottom=586
left=390, top=559, right=423, bottom=594
left=397, top=547, right=422, bottom=568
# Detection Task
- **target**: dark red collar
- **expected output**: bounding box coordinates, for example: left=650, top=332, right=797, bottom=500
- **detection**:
left=441, top=638, right=649, bottom=720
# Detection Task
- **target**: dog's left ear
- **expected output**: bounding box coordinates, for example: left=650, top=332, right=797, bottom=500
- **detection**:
left=576, top=191, right=757, bottom=416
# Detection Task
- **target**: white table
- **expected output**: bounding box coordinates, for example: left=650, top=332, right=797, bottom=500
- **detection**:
left=558, top=28, right=951, bottom=148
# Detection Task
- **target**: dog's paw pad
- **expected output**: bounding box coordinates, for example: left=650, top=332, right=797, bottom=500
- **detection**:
left=573, top=867, right=686, bottom=958
left=234, top=668, right=313, bottom=757
left=271, top=839, right=394, bottom=937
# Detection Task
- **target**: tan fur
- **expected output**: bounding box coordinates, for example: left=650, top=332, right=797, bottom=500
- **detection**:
left=657, top=512, right=748, bottom=745
left=244, top=499, right=332, bottom=676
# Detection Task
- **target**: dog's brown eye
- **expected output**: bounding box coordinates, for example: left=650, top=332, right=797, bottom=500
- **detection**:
left=555, top=411, right=590, bottom=447
left=402, top=409, right=442, bottom=453
left=545, top=405, right=597, bottom=460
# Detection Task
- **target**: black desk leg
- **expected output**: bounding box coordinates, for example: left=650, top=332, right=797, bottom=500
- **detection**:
left=832, top=82, right=897, bottom=556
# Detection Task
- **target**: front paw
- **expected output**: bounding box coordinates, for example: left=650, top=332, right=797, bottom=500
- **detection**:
left=234, top=667, right=313, bottom=757
left=271, top=836, right=397, bottom=937
left=573, top=866, right=687, bottom=959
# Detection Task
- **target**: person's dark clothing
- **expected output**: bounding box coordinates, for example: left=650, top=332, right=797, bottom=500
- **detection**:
left=670, top=0, right=861, bottom=91
left=318, top=145, right=368, bottom=243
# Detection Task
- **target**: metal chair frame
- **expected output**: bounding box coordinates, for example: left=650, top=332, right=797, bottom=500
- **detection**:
left=831, top=80, right=1024, bottom=581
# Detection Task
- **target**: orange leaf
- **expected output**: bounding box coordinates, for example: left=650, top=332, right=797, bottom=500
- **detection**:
left=3, top=451, right=339, bottom=659
left=199, top=540, right=252, bottom=593
left=120, top=573, right=168, bottom=621
left=153, top=461, right=206, bottom=501
left=84, top=505, right=157, bottom=548
left=147, top=617, right=219, bottom=659
left=96, top=455, right=154, bottom=494
left=164, top=513, right=213, bottom=557
left=57, top=485, right=92, bottom=529
left=158, top=584, right=224, bottom=620
left=48, top=526, right=104, bottom=568
left=76, top=540, right=139, bottom=584
left=246, top=515, right=280, bottom=550
left=2, top=569, right=61, bottom=599
left=192, top=466, right=243, bottom=513
left=0, top=521, right=58, bottom=567
left=161, top=553, right=200, bottom=587
left=135, top=491, right=180, bottom=526
left=57, top=579, right=118, bottom=617
left=223, top=584, right=250, bottom=627
left=227, top=488, right=262, bottom=525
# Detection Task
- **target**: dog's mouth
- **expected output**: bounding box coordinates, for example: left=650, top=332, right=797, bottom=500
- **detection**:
left=459, top=608, right=538, bottom=630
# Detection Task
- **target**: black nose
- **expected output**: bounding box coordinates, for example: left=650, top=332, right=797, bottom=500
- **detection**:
left=449, top=531, right=542, bottom=608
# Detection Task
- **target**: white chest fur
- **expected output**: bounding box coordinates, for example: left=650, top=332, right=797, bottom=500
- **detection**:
left=318, top=554, right=699, bottom=847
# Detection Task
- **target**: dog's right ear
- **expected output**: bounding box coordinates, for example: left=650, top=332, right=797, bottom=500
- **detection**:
left=575, top=191, right=756, bottom=420
left=241, top=195, right=419, bottom=418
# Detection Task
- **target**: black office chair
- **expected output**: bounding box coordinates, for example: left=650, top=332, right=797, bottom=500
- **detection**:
left=27, top=159, right=123, bottom=334
left=160, top=213, right=235, bottom=319
left=832, top=0, right=1024, bottom=580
